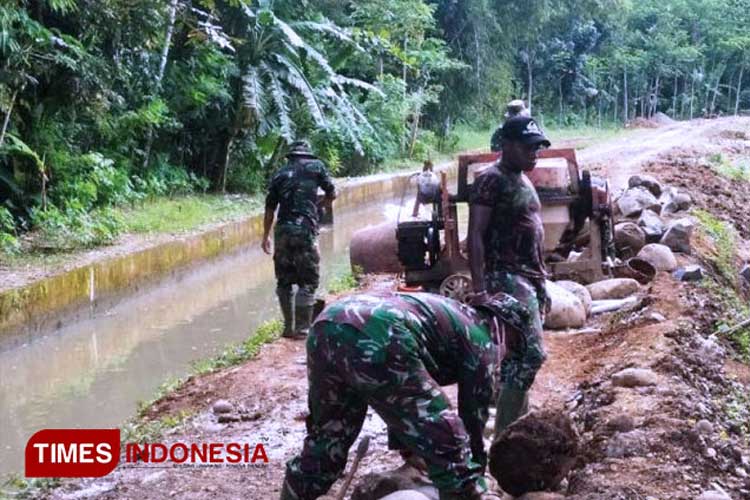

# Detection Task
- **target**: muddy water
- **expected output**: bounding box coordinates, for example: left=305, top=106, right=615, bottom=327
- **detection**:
left=0, top=198, right=410, bottom=476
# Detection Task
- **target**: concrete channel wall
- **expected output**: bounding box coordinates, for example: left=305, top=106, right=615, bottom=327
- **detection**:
left=0, top=164, right=457, bottom=342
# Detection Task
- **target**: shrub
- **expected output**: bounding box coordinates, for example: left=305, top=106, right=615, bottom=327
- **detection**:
left=30, top=205, right=124, bottom=250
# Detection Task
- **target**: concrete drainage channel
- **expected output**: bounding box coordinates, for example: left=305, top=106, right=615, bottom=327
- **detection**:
left=0, top=165, right=455, bottom=344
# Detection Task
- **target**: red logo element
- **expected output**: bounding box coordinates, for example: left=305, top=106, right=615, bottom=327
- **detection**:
left=25, top=429, right=120, bottom=478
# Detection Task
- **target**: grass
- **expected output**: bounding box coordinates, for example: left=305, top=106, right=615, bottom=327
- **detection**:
left=0, top=475, right=61, bottom=499
left=325, top=266, right=362, bottom=295
left=119, top=194, right=264, bottom=234
left=707, top=153, right=750, bottom=182
left=694, top=209, right=750, bottom=355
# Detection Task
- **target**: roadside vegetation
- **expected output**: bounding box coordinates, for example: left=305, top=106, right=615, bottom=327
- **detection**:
left=694, top=209, right=750, bottom=356
left=2, top=0, right=749, bottom=262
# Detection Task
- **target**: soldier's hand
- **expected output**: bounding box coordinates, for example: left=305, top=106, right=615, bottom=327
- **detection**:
left=261, top=237, right=272, bottom=255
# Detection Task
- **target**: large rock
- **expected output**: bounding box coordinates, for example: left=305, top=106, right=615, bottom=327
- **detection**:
left=696, top=490, right=732, bottom=500
left=353, top=467, right=435, bottom=500
left=554, top=280, right=592, bottom=317
left=490, top=411, right=578, bottom=497
left=350, top=222, right=401, bottom=274
left=617, top=187, right=662, bottom=218
left=544, top=281, right=587, bottom=329
left=614, top=222, right=646, bottom=256
left=586, top=278, right=640, bottom=300
left=740, top=263, right=750, bottom=286
left=673, top=265, right=704, bottom=282
left=628, top=174, right=662, bottom=197
left=636, top=243, right=677, bottom=272
left=659, top=218, right=694, bottom=254
left=516, top=494, right=566, bottom=500
left=379, top=492, right=432, bottom=500
left=612, top=367, right=658, bottom=387
left=637, top=209, right=665, bottom=243
left=660, top=187, right=692, bottom=215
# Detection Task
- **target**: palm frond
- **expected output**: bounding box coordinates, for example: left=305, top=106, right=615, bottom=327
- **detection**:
left=265, top=64, right=293, bottom=141
left=275, top=54, right=326, bottom=127
left=242, top=65, right=263, bottom=122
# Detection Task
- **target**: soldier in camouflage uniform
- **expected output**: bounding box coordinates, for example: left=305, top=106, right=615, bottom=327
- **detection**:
left=468, top=115, right=551, bottom=439
left=263, top=141, right=336, bottom=338
left=280, top=291, right=532, bottom=500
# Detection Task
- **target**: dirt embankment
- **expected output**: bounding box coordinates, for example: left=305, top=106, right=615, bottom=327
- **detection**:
left=44, top=118, right=750, bottom=500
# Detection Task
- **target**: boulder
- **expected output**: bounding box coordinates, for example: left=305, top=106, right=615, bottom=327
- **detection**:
left=617, top=187, right=662, bottom=218
left=490, top=411, right=578, bottom=497
left=637, top=244, right=677, bottom=272
left=554, top=280, right=592, bottom=317
left=516, top=494, right=566, bottom=500
left=611, top=367, right=658, bottom=388
left=614, top=222, right=646, bottom=256
left=740, top=264, right=750, bottom=286
left=350, top=222, right=401, bottom=274
left=628, top=174, right=662, bottom=197
left=212, top=399, right=233, bottom=415
left=544, top=281, right=587, bottom=329
left=673, top=265, right=704, bottom=282
left=586, top=278, right=640, bottom=300
left=696, top=490, right=732, bottom=500
left=637, top=209, right=665, bottom=243
left=379, top=492, right=432, bottom=500
left=353, top=466, right=434, bottom=500
left=660, top=187, right=692, bottom=215
left=659, top=218, right=694, bottom=254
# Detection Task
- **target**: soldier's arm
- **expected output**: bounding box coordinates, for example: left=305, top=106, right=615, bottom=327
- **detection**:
left=318, top=162, right=336, bottom=200
left=468, top=205, right=491, bottom=292
left=262, top=176, right=280, bottom=254
left=457, top=341, right=495, bottom=471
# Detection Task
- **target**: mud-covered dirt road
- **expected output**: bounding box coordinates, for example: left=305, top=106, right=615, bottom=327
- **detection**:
left=45, top=117, right=750, bottom=500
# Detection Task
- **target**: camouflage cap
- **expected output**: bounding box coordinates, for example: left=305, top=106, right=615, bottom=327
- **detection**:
left=505, top=99, right=529, bottom=118
left=287, top=140, right=316, bottom=158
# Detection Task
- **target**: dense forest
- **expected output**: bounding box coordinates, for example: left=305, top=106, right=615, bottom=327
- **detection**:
left=1, top=0, right=749, bottom=253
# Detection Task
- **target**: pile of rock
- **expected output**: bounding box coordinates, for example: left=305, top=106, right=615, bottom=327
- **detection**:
left=613, top=175, right=695, bottom=265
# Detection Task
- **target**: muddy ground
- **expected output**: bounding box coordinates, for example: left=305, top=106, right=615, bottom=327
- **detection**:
left=41, top=117, right=750, bottom=500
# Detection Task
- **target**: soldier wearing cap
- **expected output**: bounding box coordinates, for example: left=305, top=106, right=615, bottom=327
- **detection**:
left=263, top=141, right=336, bottom=338
left=280, top=290, right=531, bottom=500
left=468, top=115, right=551, bottom=439
left=490, top=99, right=530, bottom=152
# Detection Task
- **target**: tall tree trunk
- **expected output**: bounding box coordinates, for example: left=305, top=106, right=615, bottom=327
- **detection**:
left=408, top=89, right=423, bottom=159
left=558, top=78, right=564, bottom=126
left=736, top=65, right=745, bottom=116
left=690, top=72, right=695, bottom=120
left=623, top=69, right=628, bottom=124
left=527, top=55, right=534, bottom=114
left=142, top=0, right=179, bottom=170
left=710, top=66, right=725, bottom=114
left=672, top=74, right=679, bottom=117
left=0, top=89, right=18, bottom=149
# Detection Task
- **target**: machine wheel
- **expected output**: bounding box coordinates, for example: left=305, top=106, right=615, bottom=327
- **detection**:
left=439, top=274, right=472, bottom=301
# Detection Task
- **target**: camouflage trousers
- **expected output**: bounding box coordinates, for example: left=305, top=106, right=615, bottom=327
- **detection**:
left=284, top=321, right=487, bottom=500
left=486, top=271, right=547, bottom=391
left=274, top=224, right=320, bottom=305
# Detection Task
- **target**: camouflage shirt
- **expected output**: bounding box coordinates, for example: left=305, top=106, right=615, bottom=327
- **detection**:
left=470, top=162, right=546, bottom=282
left=316, top=292, right=511, bottom=467
left=265, top=157, right=335, bottom=234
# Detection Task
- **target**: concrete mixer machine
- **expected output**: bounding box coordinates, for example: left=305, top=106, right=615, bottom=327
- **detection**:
left=384, top=149, right=615, bottom=298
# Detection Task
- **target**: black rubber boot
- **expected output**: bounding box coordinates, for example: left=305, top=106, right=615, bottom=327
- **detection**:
left=294, top=304, right=314, bottom=337
left=493, top=385, right=529, bottom=440
left=277, top=290, right=295, bottom=338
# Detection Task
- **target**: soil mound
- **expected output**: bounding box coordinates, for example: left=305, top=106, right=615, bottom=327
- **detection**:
left=489, top=410, right=579, bottom=496
left=644, top=152, right=750, bottom=239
